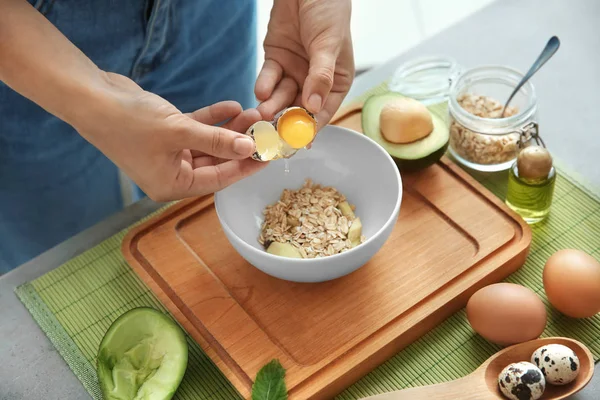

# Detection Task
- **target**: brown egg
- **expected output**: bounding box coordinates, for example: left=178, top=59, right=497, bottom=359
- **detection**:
left=466, top=282, right=547, bottom=346
left=543, top=249, right=600, bottom=318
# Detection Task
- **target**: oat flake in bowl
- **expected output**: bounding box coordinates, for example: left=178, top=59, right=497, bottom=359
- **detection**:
left=259, top=179, right=365, bottom=259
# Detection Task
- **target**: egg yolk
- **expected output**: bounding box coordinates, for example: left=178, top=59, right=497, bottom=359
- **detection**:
left=253, top=121, right=281, bottom=161
left=278, top=109, right=316, bottom=149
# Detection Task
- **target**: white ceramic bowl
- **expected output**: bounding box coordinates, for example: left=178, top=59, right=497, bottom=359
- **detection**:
left=214, top=124, right=402, bottom=282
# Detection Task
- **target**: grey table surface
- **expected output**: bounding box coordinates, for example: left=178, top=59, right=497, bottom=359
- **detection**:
left=1, top=0, right=599, bottom=399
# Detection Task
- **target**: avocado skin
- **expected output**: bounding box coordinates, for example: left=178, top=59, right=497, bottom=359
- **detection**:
left=360, top=91, right=449, bottom=172
left=392, top=141, right=448, bottom=172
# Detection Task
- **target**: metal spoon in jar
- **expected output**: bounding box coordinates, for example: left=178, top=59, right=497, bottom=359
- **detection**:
left=501, top=36, right=561, bottom=117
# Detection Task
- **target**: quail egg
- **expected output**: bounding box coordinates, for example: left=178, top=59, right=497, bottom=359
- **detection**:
left=531, top=343, right=580, bottom=385
left=498, top=361, right=545, bottom=400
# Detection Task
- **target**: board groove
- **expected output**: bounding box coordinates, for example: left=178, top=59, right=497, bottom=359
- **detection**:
left=127, top=200, right=256, bottom=388
left=405, top=187, right=480, bottom=253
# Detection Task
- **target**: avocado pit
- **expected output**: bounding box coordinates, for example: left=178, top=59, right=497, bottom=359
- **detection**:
left=361, top=92, right=450, bottom=172
left=379, top=97, right=434, bottom=144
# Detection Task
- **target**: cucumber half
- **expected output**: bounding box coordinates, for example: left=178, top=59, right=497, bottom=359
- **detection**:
left=97, top=307, right=188, bottom=400
left=361, top=92, right=449, bottom=171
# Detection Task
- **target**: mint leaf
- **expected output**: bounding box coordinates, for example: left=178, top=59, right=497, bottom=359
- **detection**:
left=251, top=359, right=288, bottom=400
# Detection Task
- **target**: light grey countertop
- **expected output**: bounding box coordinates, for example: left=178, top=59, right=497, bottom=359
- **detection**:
left=1, top=0, right=599, bottom=399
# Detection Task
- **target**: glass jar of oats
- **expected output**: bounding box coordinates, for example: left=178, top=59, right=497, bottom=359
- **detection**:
left=448, top=65, right=540, bottom=172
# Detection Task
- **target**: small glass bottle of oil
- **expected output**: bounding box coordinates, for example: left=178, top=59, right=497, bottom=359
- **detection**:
left=505, top=145, right=556, bottom=224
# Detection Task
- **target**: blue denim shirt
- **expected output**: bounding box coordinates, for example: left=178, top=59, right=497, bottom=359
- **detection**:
left=0, top=0, right=257, bottom=273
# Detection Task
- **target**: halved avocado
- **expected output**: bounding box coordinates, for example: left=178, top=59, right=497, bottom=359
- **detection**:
left=361, top=92, right=449, bottom=171
left=97, top=307, right=188, bottom=400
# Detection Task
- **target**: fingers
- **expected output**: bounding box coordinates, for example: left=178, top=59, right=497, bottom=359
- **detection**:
left=256, top=76, right=298, bottom=120
left=314, top=91, right=346, bottom=130
left=187, top=107, right=262, bottom=157
left=263, top=46, right=309, bottom=89
left=190, top=158, right=268, bottom=195
left=302, top=47, right=339, bottom=114
left=171, top=157, right=267, bottom=200
left=255, top=59, right=284, bottom=101
left=176, top=102, right=259, bottom=159
left=223, top=107, right=263, bottom=133
left=310, top=37, right=355, bottom=128
left=192, top=154, right=222, bottom=168
left=175, top=119, right=255, bottom=159
left=186, top=101, right=242, bottom=125
left=189, top=108, right=262, bottom=168
left=178, top=108, right=263, bottom=169
left=181, top=149, right=193, bottom=165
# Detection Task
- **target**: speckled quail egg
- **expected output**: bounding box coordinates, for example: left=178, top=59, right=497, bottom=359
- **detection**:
left=498, top=362, right=545, bottom=400
left=531, top=343, right=580, bottom=385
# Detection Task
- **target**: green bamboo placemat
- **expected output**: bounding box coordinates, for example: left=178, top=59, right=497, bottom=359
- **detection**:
left=15, top=81, right=600, bottom=400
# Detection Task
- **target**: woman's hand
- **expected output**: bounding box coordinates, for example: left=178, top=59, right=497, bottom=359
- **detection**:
left=0, top=0, right=266, bottom=203
left=74, top=73, right=266, bottom=202
left=255, top=0, right=355, bottom=130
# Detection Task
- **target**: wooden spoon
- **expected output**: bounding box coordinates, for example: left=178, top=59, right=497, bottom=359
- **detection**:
left=360, top=337, right=594, bottom=400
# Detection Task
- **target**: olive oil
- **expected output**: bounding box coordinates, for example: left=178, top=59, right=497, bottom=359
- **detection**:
left=505, top=161, right=556, bottom=224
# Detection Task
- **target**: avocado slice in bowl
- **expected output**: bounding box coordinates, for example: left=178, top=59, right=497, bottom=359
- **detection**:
left=97, top=307, right=188, bottom=400
left=361, top=92, right=449, bottom=171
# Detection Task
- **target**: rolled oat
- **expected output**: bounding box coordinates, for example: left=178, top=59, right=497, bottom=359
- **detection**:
left=450, top=93, right=520, bottom=165
left=258, top=179, right=366, bottom=259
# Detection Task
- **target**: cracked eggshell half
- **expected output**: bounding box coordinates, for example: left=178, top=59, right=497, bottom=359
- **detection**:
left=273, top=106, right=318, bottom=150
left=245, top=120, right=282, bottom=162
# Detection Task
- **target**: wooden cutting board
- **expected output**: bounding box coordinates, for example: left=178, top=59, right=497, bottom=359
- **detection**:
left=122, top=103, right=532, bottom=400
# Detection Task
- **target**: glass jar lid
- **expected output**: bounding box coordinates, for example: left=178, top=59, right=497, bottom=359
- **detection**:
left=388, top=55, right=463, bottom=105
